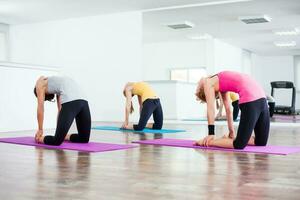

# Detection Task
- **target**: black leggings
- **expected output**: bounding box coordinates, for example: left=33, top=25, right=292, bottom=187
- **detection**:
left=44, top=100, right=91, bottom=146
left=232, top=100, right=239, bottom=121
left=133, top=99, right=163, bottom=131
left=233, top=98, right=270, bottom=149
left=268, top=102, right=275, bottom=117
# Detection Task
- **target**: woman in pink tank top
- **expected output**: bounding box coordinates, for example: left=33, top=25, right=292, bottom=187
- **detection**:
left=195, top=71, right=270, bottom=149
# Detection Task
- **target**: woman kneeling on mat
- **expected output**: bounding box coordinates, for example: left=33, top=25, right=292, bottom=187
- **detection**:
left=34, top=76, right=91, bottom=146
left=195, top=71, right=270, bottom=149
left=122, top=82, right=163, bottom=131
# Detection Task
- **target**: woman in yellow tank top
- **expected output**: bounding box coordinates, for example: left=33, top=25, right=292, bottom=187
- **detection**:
left=121, top=82, right=163, bottom=130
left=216, top=92, right=239, bottom=121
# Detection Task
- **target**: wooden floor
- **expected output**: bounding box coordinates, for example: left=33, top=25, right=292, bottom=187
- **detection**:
left=1, top=122, right=300, bottom=200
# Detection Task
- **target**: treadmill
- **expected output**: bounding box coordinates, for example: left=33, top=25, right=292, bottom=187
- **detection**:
left=271, top=81, right=296, bottom=115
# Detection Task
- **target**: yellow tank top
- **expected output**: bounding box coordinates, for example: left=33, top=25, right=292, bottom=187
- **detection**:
left=132, top=82, right=158, bottom=103
left=229, top=92, right=239, bottom=102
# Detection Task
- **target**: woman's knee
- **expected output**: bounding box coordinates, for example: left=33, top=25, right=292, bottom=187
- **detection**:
left=133, top=124, right=145, bottom=131
left=152, top=122, right=163, bottom=130
left=70, top=133, right=90, bottom=143
left=233, top=139, right=247, bottom=149
left=254, top=138, right=267, bottom=146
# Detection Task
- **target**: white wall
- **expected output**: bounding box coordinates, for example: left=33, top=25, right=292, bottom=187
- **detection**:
left=0, top=63, right=58, bottom=132
left=213, top=39, right=244, bottom=73
left=7, top=11, right=143, bottom=131
left=242, top=50, right=252, bottom=75
left=142, top=40, right=213, bottom=81
left=142, top=39, right=250, bottom=82
left=252, top=55, right=295, bottom=107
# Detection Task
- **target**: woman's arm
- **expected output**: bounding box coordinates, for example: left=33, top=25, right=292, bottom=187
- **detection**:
left=205, top=78, right=216, bottom=126
left=221, top=92, right=235, bottom=138
left=56, top=95, right=61, bottom=121
left=202, top=78, right=217, bottom=146
left=122, top=87, right=133, bottom=128
left=35, top=80, right=46, bottom=143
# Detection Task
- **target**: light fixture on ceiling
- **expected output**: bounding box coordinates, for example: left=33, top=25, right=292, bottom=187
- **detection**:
left=239, top=15, right=272, bottom=24
left=166, top=21, right=195, bottom=29
left=274, top=41, right=297, bottom=47
left=143, top=0, right=253, bottom=12
left=273, top=28, right=300, bottom=36
left=187, top=33, right=213, bottom=40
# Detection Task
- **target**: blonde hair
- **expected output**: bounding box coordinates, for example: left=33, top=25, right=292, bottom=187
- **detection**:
left=195, top=87, right=206, bottom=102
left=195, top=79, right=219, bottom=103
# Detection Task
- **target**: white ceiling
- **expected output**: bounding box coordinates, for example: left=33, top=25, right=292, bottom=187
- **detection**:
left=143, top=0, right=300, bottom=56
left=0, top=0, right=299, bottom=56
left=0, top=0, right=231, bottom=24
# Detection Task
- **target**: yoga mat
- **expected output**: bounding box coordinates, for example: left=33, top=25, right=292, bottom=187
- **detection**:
left=272, top=115, right=300, bottom=122
left=273, top=114, right=300, bottom=120
left=92, top=126, right=186, bottom=134
left=182, top=118, right=239, bottom=122
left=133, top=138, right=300, bottom=155
left=0, top=137, right=137, bottom=153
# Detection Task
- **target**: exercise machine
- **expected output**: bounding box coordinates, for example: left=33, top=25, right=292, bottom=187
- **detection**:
left=271, top=81, right=296, bottom=115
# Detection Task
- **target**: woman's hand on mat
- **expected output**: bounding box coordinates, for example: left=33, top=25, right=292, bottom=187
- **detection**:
left=194, top=135, right=214, bottom=146
left=228, top=131, right=235, bottom=139
left=35, top=130, right=43, bottom=141
left=36, top=135, right=45, bottom=143
left=202, top=135, right=215, bottom=147
left=35, top=130, right=44, bottom=143
left=121, top=122, right=129, bottom=129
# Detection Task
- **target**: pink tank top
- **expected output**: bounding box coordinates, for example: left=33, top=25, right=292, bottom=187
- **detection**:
left=217, top=71, right=266, bottom=104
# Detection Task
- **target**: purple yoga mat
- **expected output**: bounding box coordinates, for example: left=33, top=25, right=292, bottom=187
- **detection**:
left=0, top=137, right=137, bottom=153
left=133, top=138, right=300, bottom=155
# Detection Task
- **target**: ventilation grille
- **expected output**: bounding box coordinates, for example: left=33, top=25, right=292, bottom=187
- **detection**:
left=167, top=21, right=194, bottom=29
left=239, top=15, right=271, bottom=24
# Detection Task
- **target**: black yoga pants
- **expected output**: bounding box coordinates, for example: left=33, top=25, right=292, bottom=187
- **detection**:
left=44, top=100, right=91, bottom=146
left=133, top=99, right=163, bottom=131
left=233, top=98, right=270, bottom=149
left=232, top=100, right=239, bottom=121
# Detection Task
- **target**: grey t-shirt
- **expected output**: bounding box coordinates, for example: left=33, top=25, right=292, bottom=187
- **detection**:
left=47, top=76, right=85, bottom=104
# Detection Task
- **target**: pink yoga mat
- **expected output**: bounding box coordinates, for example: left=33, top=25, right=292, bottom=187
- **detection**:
left=0, top=137, right=137, bottom=153
left=133, top=138, right=300, bottom=155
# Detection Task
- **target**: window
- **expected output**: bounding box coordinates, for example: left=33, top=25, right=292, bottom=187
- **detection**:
left=170, top=68, right=207, bottom=83
left=170, top=69, right=188, bottom=82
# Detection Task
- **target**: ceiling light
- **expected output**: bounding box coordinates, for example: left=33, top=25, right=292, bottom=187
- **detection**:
left=274, top=41, right=296, bottom=47
left=187, top=33, right=213, bottom=40
left=167, top=21, right=195, bottom=29
left=273, top=28, right=300, bottom=36
left=239, top=15, right=272, bottom=24
left=143, top=0, right=252, bottom=12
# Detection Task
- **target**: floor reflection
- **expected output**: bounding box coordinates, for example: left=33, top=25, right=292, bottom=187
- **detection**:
left=35, top=148, right=91, bottom=199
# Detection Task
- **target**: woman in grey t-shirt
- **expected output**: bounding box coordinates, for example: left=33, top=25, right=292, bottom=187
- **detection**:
left=34, top=76, right=91, bottom=146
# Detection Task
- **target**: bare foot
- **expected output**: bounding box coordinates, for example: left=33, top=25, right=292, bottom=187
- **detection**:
left=248, top=136, right=255, bottom=145
left=65, top=134, right=71, bottom=141
left=194, top=139, right=204, bottom=146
